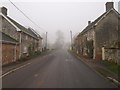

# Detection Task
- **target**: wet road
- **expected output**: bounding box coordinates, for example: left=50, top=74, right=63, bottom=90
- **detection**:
left=2, top=49, right=116, bottom=88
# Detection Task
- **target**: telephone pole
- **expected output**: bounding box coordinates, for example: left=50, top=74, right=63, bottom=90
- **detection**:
left=70, top=30, right=72, bottom=50
left=46, top=32, right=48, bottom=50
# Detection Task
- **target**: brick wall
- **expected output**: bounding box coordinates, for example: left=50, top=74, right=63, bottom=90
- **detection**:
left=0, top=42, right=2, bottom=66
left=2, top=43, right=19, bottom=65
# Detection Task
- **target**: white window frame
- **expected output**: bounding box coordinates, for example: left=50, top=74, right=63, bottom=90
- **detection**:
left=23, top=46, right=27, bottom=53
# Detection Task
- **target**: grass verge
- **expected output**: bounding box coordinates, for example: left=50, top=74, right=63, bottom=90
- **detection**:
left=101, top=60, right=120, bottom=74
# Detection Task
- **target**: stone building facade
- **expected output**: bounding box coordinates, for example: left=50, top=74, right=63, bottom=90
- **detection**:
left=94, top=9, right=119, bottom=62
left=0, top=7, right=20, bottom=65
left=0, top=7, right=43, bottom=65
left=0, top=7, right=20, bottom=41
left=73, top=2, right=120, bottom=64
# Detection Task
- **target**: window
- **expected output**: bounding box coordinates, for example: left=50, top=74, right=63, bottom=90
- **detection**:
left=23, top=46, right=27, bottom=53
left=26, top=35, right=28, bottom=40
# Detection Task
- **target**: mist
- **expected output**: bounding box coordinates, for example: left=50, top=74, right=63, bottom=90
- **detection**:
left=1, top=0, right=119, bottom=48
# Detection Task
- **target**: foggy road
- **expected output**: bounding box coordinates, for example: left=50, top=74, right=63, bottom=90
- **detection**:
left=2, top=49, right=116, bottom=88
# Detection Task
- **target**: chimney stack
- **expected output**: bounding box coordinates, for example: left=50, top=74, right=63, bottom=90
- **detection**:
left=0, top=7, right=7, bottom=16
left=106, top=2, right=114, bottom=12
left=88, top=21, right=91, bottom=25
left=118, top=1, right=120, bottom=13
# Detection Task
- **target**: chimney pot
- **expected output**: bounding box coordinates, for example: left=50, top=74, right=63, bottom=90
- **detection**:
left=0, top=7, right=7, bottom=16
left=88, top=21, right=91, bottom=25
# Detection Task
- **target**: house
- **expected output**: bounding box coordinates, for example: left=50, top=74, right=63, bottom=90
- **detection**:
left=74, top=2, right=120, bottom=64
left=0, top=7, right=20, bottom=41
left=0, top=6, right=43, bottom=65
left=72, top=33, right=79, bottom=53
left=28, top=28, right=43, bottom=52
left=38, top=35, right=43, bottom=52
left=0, top=7, right=20, bottom=65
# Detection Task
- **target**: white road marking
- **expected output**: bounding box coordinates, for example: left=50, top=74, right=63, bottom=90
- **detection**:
left=107, top=77, right=120, bottom=85
left=0, top=63, right=31, bottom=78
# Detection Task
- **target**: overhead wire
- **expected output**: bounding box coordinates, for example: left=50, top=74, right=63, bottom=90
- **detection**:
left=8, top=0, right=47, bottom=32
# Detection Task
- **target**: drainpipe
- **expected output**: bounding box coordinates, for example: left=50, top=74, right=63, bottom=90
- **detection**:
left=19, top=32, right=22, bottom=59
left=93, top=26, right=96, bottom=59
left=102, top=46, right=105, bottom=60
left=14, top=43, right=17, bottom=62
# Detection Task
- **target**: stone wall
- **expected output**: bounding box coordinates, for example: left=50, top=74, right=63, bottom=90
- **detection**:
left=104, top=48, right=120, bottom=64
left=2, top=17, right=19, bottom=41
left=0, top=15, right=2, bottom=31
left=95, top=10, right=119, bottom=60
left=20, top=32, right=39, bottom=58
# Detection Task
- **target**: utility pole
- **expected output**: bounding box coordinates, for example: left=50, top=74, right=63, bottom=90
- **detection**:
left=46, top=32, right=48, bottom=50
left=70, top=30, right=72, bottom=50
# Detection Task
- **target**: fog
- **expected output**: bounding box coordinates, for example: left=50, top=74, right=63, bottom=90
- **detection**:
left=53, top=30, right=65, bottom=49
left=1, top=0, right=119, bottom=46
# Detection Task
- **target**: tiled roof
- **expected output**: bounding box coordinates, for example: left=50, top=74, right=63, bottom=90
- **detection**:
left=78, top=12, right=107, bottom=37
left=0, top=13, right=21, bottom=31
left=7, top=16, right=40, bottom=39
left=78, top=8, right=120, bottom=37
left=39, top=35, right=43, bottom=39
left=0, top=32, right=18, bottom=44
left=29, top=28, right=43, bottom=39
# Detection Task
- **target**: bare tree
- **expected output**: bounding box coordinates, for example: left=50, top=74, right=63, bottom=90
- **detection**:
left=54, top=30, right=65, bottom=49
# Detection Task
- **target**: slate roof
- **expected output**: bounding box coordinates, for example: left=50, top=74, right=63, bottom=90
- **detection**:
left=0, top=32, right=18, bottom=44
left=28, top=28, right=42, bottom=39
left=77, top=8, right=120, bottom=37
left=7, top=16, right=40, bottom=39
left=38, top=35, right=43, bottom=39
left=30, top=28, right=43, bottom=39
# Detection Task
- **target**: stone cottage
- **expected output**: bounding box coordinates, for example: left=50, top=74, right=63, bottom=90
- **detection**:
left=74, top=2, right=120, bottom=64
left=0, top=7, right=43, bottom=65
left=0, top=7, right=20, bottom=65
left=7, top=14, right=42, bottom=58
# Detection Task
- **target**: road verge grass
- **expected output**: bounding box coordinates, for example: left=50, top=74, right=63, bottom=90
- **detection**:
left=101, top=60, right=120, bottom=75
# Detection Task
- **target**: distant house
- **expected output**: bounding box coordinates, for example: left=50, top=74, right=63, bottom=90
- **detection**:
left=27, top=28, right=43, bottom=53
left=74, top=2, right=120, bottom=64
left=37, top=35, right=43, bottom=52
left=0, top=7, right=43, bottom=65
left=7, top=14, right=43, bottom=58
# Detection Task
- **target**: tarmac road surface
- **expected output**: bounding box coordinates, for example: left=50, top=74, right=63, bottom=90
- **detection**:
left=2, top=48, right=117, bottom=88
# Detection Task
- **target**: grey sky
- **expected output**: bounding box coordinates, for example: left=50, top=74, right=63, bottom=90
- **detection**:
left=1, top=0, right=119, bottom=44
